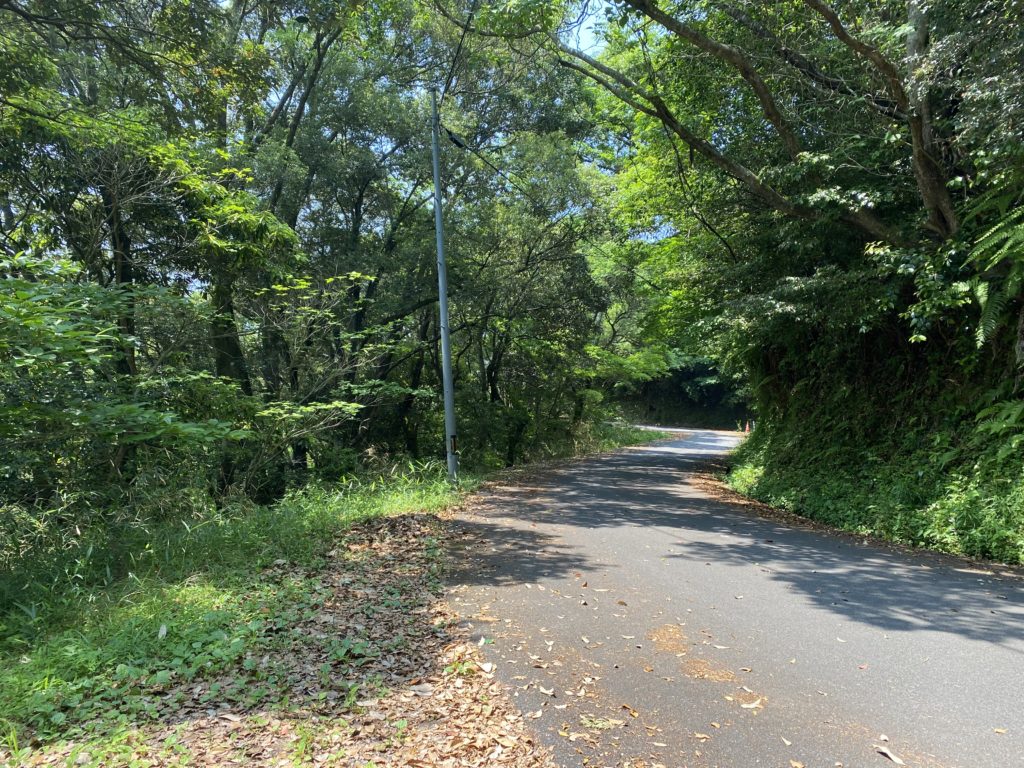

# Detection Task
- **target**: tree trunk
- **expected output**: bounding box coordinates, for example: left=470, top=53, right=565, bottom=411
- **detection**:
left=399, top=312, right=432, bottom=456
left=906, top=1, right=958, bottom=238
left=101, top=186, right=136, bottom=377
left=101, top=184, right=136, bottom=482
left=211, top=279, right=253, bottom=395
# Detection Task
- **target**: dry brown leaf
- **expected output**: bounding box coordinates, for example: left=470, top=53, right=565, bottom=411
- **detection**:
left=874, top=745, right=905, bottom=765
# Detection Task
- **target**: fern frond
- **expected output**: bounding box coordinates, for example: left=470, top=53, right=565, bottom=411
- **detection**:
left=976, top=283, right=1008, bottom=347
left=972, top=206, right=1024, bottom=270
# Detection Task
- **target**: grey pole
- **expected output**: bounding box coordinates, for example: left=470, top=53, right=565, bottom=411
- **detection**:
left=430, top=88, right=459, bottom=482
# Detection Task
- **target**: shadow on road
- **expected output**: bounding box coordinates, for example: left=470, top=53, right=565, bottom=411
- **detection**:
left=455, top=435, right=1024, bottom=650
left=446, top=516, right=605, bottom=588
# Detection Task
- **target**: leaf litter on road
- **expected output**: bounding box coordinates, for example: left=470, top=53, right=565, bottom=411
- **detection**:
left=13, top=514, right=553, bottom=768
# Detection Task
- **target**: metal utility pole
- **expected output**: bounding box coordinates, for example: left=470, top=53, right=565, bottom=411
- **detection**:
left=430, top=88, right=458, bottom=482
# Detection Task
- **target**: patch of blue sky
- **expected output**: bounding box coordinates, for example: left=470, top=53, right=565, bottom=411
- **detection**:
left=569, top=0, right=607, bottom=54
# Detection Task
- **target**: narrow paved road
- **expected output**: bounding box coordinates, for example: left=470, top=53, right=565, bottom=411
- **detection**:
left=448, top=429, right=1024, bottom=768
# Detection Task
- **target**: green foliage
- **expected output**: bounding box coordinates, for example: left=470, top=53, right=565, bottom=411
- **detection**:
left=537, top=0, right=1024, bottom=563
left=727, top=378, right=1024, bottom=564
left=0, top=464, right=458, bottom=744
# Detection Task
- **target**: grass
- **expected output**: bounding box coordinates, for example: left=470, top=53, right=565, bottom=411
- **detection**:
left=539, top=420, right=674, bottom=459
left=0, top=424, right=668, bottom=762
left=0, top=464, right=459, bottom=758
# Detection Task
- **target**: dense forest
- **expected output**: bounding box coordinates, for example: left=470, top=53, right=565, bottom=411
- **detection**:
left=3, top=0, right=1024, bottom=756
left=3, top=0, right=1024, bottom=646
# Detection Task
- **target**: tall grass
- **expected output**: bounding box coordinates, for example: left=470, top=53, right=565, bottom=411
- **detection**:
left=0, top=462, right=458, bottom=747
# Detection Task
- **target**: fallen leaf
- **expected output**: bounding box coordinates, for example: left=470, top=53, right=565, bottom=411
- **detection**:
left=874, top=745, right=905, bottom=765
left=741, top=698, right=762, bottom=709
left=790, top=761, right=805, bottom=768
left=994, top=728, right=1007, bottom=734
left=782, top=737, right=792, bottom=746
left=539, top=686, right=555, bottom=697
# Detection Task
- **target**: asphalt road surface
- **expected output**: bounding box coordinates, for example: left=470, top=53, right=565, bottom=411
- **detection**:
left=448, top=429, right=1024, bottom=768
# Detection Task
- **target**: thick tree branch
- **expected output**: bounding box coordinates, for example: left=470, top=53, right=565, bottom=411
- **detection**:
left=621, top=0, right=802, bottom=160
left=802, top=0, right=909, bottom=110
left=803, top=0, right=958, bottom=237
left=556, top=43, right=797, bottom=209
left=717, top=3, right=905, bottom=120
left=556, top=42, right=907, bottom=246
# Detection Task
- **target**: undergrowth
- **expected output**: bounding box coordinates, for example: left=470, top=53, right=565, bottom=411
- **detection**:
left=520, top=421, right=671, bottom=462
left=0, top=463, right=458, bottom=753
left=0, top=425, right=666, bottom=757
left=728, top=407, right=1024, bottom=565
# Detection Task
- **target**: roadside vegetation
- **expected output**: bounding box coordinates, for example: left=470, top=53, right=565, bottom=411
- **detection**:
left=0, top=424, right=654, bottom=763
left=729, top=419, right=1024, bottom=565
left=1, top=466, right=456, bottom=759
left=2, top=0, right=1024, bottom=759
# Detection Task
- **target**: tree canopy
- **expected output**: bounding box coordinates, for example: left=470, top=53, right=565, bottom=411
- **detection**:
left=2, top=0, right=1023, bottom=598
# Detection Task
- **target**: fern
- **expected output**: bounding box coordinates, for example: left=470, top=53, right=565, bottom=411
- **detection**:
left=969, top=203, right=1024, bottom=347
left=974, top=280, right=1008, bottom=346
left=972, top=205, right=1024, bottom=270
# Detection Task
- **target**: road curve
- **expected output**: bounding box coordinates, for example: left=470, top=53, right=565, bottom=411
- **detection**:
left=448, top=429, right=1024, bottom=768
